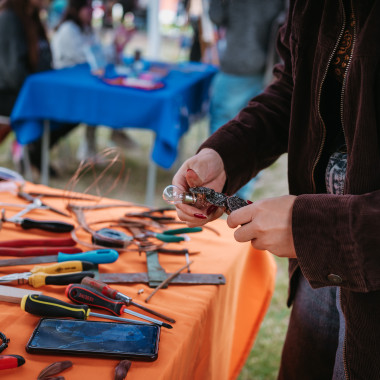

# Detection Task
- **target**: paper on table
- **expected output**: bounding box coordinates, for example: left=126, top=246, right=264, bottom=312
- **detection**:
left=102, top=76, right=164, bottom=90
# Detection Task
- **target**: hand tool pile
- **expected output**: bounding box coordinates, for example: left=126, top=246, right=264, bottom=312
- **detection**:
left=0, top=176, right=228, bottom=377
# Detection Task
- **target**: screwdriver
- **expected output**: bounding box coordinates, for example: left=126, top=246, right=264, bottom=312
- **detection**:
left=66, top=283, right=173, bottom=329
left=0, top=248, right=119, bottom=267
left=81, top=276, right=175, bottom=323
left=21, top=294, right=153, bottom=326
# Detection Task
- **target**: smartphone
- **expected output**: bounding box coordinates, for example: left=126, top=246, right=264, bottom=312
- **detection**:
left=26, top=318, right=160, bottom=361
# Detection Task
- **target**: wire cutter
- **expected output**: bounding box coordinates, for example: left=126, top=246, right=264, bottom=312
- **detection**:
left=0, top=261, right=96, bottom=288
left=0, top=199, right=74, bottom=233
left=135, top=227, right=203, bottom=243
left=17, top=190, right=70, bottom=217
left=125, top=207, right=177, bottom=223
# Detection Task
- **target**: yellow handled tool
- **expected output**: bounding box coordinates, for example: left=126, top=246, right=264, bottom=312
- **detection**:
left=21, top=294, right=152, bottom=325
left=30, top=261, right=94, bottom=274
left=0, top=261, right=96, bottom=288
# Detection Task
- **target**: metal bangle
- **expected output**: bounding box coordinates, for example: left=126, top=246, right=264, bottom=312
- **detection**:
left=0, top=331, right=10, bottom=353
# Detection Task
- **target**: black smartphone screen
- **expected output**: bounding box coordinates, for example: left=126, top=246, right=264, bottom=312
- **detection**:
left=26, top=318, right=160, bottom=361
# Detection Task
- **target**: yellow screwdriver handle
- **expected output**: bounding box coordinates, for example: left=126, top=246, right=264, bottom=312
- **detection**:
left=28, top=271, right=95, bottom=288
left=21, top=294, right=90, bottom=319
left=30, top=261, right=90, bottom=274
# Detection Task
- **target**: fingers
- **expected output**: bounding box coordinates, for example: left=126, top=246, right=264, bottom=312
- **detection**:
left=227, top=203, right=254, bottom=228
left=226, top=196, right=297, bottom=258
left=170, top=149, right=227, bottom=226
left=186, top=169, right=203, bottom=188
left=172, top=149, right=226, bottom=192
left=250, top=239, right=266, bottom=251
left=175, top=203, right=224, bottom=227
left=172, top=163, right=191, bottom=191
left=233, top=221, right=256, bottom=242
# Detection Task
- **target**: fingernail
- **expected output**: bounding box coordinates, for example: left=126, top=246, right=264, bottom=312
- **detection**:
left=206, top=205, right=218, bottom=215
left=246, top=200, right=253, bottom=204
left=194, top=213, right=207, bottom=219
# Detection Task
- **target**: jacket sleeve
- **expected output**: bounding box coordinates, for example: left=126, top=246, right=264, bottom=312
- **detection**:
left=0, top=12, right=29, bottom=91
left=199, top=7, right=294, bottom=195
left=293, top=191, right=380, bottom=292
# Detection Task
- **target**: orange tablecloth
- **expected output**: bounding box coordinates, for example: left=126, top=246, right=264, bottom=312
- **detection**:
left=0, top=184, right=276, bottom=380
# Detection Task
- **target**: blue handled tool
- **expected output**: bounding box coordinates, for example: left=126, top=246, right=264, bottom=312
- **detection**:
left=0, top=249, right=119, bottom=267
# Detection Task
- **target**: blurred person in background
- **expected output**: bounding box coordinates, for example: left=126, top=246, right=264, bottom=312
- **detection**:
left=117, top=0, right=137, bottom=22
left=183, top=0, right=202, bottom=62
left=0, top=0, right=76, bottom=173
left=51, top=0, right=137, bottom=161
left=180, top=0, right=216, bottom=63
left=208, top=0, right=285, bottom=200
left=52, top=0, right=95, bottom=69
left=47, top=0, right=67, bottom=29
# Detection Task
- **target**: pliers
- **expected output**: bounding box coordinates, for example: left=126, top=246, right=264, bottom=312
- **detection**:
left=0, top=199, right=74, bottom=233
left=17, top=190, right=70, bottom=217
left=136, top=227, right=203, bottom=243
left=124, top=207, right=177, bottom=225
left=0, top=261, right=96, bottom=288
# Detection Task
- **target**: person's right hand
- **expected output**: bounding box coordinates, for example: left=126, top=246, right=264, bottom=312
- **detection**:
left=172, top=148, right=226, bottom=226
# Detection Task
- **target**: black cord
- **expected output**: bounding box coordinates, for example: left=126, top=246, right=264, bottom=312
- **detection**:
left=0, top=332, right=10, bottom=353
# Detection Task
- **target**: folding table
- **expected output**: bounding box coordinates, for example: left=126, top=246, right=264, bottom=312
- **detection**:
left=0, top=183, right=276, bottom=380
left=11, top=62, right=217, bottom=205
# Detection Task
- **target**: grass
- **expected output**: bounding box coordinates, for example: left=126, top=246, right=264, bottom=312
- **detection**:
left=238, top=255, right=290, bottom=380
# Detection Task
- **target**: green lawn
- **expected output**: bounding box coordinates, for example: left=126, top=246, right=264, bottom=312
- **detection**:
left=238, top=255, right=290, bottom=380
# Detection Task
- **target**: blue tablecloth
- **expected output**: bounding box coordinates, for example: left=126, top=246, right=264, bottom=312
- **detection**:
left=11, top=62, right=217, bottom=169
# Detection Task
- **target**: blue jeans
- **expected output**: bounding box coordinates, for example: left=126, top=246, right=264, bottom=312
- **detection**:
left=209, top=72, right=264, bottom=200
left=278, top=273, right=346, bottom=380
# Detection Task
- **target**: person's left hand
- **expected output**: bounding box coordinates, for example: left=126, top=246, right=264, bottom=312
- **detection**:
left=227, top=195, right=297, bottom=258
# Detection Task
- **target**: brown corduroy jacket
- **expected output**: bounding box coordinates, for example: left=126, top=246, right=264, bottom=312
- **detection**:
left=200, top=1, right=380, bottom=379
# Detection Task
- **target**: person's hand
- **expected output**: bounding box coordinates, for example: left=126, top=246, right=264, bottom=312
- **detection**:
left=172, top=148, right=226, bottom=226
left=227, top=195, right=297, bottom=258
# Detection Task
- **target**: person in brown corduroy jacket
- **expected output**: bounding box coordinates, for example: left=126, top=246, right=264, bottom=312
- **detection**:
left=170, top=1, right=380, bottom=379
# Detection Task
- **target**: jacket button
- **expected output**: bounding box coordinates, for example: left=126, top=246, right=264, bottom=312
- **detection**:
left=327, top=274, right=343, bottom=284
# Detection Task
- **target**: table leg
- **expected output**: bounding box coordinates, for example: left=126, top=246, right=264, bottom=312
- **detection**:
left=21, top=145, right=33, bottom=181
left=41, top=120, right=50, bottom=185
left=145, top=160, right=157, bottom=206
